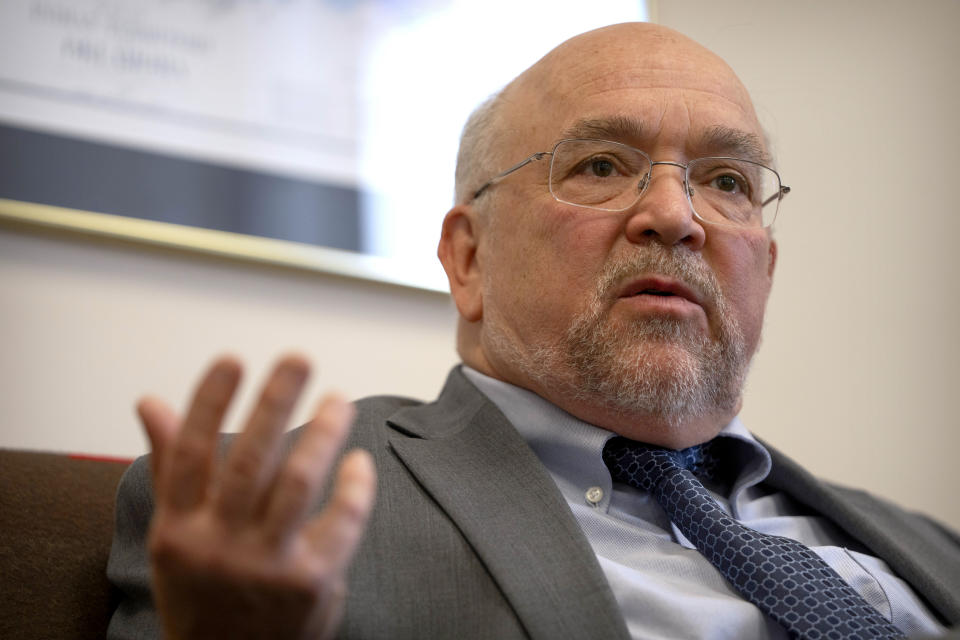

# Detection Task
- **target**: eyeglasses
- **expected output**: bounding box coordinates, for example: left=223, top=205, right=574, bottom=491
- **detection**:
left=471, top=138, right=790, bottom=229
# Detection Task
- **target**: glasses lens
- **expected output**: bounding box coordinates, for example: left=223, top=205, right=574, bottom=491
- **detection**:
left=686, top=158, right=782, bottom=228
left=549, top=140, right=651, bottom=211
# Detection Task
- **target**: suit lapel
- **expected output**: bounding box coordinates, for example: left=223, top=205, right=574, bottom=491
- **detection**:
left=386, top=369, right=629, bottom=640
left=380, top=369, right=960, bottom=632
left=763, top=442, right=960, bottom=625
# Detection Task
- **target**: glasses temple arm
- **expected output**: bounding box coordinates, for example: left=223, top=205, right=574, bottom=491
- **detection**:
left=760, top=185, right=791, bottom=208
left=471, top=152, right=550, bottom=201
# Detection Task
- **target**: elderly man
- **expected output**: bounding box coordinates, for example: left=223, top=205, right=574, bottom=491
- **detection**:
left=108, top=23, right=960, bottom=639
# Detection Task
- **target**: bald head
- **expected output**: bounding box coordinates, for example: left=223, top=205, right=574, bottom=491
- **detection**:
left=516, top=23, right=754, bottom=110
left=454, top=23, right=762, bottom=208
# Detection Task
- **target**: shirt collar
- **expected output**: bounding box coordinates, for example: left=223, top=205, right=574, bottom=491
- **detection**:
left=461, top=365, right=772, bottom=509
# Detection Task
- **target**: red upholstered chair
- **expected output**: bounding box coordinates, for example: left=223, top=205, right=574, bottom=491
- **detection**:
left=0, top=449, right=132, bottom=640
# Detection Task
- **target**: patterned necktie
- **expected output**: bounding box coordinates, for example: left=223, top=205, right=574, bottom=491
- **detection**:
left=602, top=436, right=903, bottom=640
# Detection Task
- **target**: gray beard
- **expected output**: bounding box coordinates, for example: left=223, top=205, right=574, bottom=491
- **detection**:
left=484, top=246, right=751, bottom=429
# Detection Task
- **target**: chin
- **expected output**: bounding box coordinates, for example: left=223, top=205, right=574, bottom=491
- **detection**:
left=566, top=337, right=745, bottom=430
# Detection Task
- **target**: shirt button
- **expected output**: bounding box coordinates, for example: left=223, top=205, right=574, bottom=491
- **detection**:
left=585, top=486, right=604, bottom=505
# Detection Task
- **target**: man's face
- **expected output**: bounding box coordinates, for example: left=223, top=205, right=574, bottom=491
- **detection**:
left=467, top=25, right=777, bottom=447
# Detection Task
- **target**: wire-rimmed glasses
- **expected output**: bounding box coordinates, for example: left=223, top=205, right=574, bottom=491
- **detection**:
left=471, top=138, right=790, bottom=229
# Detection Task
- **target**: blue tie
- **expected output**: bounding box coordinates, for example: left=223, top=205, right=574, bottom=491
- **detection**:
left=602, top=436, right=904, bottom=639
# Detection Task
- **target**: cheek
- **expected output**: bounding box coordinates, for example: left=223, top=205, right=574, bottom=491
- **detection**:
left=486, top=205, right=618, bottom=330
left=710, top=233, right=774, bottom=337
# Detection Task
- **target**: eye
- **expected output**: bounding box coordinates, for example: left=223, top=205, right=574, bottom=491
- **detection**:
left=589, top=158, right=615, bottom=177
left=697, top=167, right=752, bottom=199
left=713, top=174, right=741, bottom=192
left=571, top=155, right=622, bottom=179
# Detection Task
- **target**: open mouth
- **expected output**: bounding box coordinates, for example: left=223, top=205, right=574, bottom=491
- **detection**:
left=635, top=289, right=676, bottom=297
left=617, top=277, right=702, bottom=308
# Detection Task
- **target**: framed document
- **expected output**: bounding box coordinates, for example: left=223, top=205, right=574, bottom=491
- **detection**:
left=0, top=0, right=646, bottom=292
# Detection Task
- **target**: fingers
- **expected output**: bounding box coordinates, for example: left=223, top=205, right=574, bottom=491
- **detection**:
left=261, top=394, right=355, bottom=545
left=143, top=353, right=374, bottom=561
left=164, top=356, right=243, bottom=512
left=304, top=449, right=377, bottom=574
left=215, top=355, right=310, bottom=525
left=141, top=354, right=376, bottom=640
left=137, top=396, right=180, bottom=492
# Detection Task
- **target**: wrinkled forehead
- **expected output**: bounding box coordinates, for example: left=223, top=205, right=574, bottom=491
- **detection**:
left=497, top=24, right=762, bottom=159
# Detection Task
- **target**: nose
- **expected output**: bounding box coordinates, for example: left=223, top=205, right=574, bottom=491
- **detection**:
left=623, top=162, right=706, bottom=249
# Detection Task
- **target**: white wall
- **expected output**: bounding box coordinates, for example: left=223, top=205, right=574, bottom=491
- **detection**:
left=2, top=0, right=957, bottom=531
left=658, top=0, right=960, bottom=530
left=0, top=224, right=459, bottom=458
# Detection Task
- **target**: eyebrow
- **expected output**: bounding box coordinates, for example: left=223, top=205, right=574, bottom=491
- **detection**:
left=560, top=116, right=646, bottom=143
left=700, top=125, right=770, bottom=165
left=558, top=117, right=770, bottom=165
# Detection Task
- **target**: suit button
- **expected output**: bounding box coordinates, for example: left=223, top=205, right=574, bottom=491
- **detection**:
left=585, top=486, right=604, bottom=505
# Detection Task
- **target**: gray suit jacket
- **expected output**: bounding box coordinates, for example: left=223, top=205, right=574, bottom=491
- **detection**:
left=108, top=367, right=960, bottom=639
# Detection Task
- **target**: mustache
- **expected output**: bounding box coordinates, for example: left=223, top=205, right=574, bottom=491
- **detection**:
left=596, top=245, right=723, bottom=311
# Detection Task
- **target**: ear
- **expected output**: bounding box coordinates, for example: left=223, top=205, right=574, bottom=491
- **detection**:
left=438, top=205, right=484, bottom=322
left=767, top=237, right=778, bottom=280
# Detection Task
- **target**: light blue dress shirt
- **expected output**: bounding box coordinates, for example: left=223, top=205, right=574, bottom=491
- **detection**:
left=462, top=367, right=945, bottom=639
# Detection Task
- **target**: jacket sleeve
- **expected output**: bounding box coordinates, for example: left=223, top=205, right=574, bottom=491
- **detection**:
left=106, top=456, right=161, bottom=640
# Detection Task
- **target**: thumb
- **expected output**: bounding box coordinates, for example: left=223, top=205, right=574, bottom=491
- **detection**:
left=136, top=396, right=181, bottom=493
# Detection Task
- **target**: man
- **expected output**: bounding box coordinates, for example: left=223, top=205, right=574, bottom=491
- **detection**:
left=108, top=23, right=960, bottom=639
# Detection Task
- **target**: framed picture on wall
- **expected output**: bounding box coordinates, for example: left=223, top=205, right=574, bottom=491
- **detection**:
left=0, top=0, right=648, bottom=293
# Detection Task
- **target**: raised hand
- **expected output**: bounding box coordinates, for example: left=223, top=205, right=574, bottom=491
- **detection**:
left=137, top=354, right=376, bottom=639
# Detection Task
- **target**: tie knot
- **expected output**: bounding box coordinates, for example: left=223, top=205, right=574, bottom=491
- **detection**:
left=602, top=436, right=726, bottom=492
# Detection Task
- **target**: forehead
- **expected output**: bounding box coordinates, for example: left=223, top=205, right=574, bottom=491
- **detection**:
left=502, top=25, right=763, bottom=158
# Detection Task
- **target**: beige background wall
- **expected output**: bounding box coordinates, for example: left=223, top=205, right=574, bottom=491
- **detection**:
left=1, top=0, right=957, bottom=529
left=657, top=0, right=960, bottom=529
left=0, top=227, right=459, bottom=458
